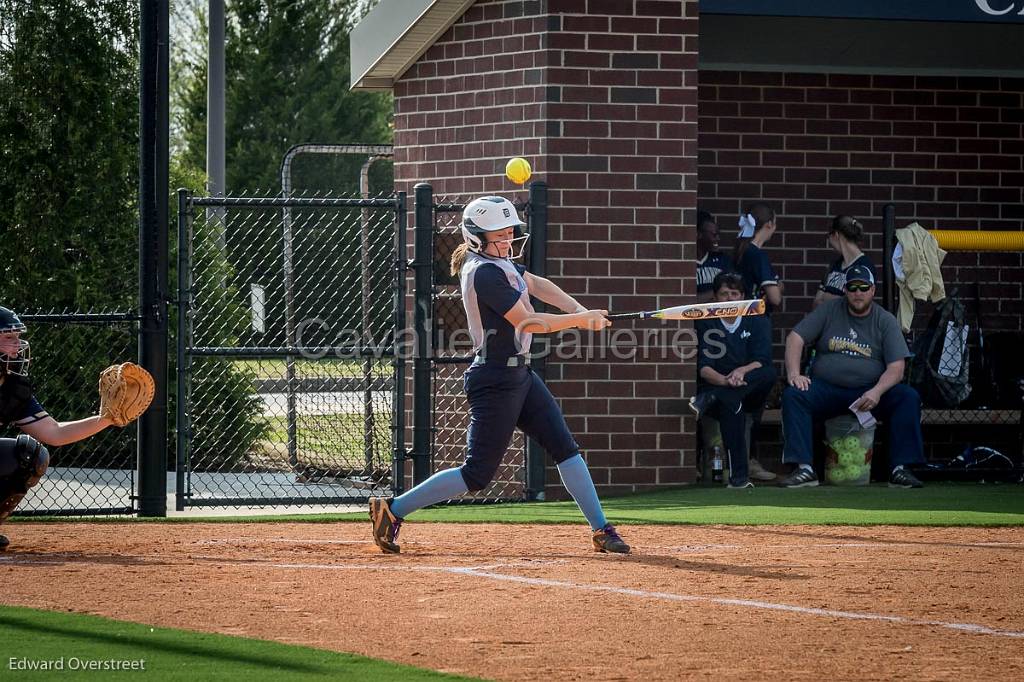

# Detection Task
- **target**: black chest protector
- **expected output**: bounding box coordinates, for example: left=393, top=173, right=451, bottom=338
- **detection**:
left=0, top=373, right=33, bottom=427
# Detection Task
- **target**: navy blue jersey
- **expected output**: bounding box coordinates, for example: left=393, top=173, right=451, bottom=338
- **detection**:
left=737, top=243, right=778, bottom=303
left=696, top=250, right=734, bottom=294
left=696, top=314, right=773, bottom=382
left=460, top=251, right=534, bottom=360
left=818, top=254, right=876, bottom=297
left=0, top=373, right=47, bottom=428
left=16, top=396, right=46, bottom=426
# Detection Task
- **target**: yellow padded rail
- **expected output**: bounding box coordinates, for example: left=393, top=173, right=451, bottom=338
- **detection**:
left=928, top=230, right=1024, bottom=252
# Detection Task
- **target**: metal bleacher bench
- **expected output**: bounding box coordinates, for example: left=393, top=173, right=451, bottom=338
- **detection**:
left=759, top=408, right=1021, bottom=425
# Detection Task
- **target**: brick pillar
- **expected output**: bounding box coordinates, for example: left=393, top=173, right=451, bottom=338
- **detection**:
left=392, top=0, right=701, bottom=497
left=542, top=0, right=699, bottom=496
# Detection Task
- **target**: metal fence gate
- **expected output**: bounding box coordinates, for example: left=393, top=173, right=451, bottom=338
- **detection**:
left=408, top=182, right=549, bottom=503
left=175, top=191, right=406, bottom=508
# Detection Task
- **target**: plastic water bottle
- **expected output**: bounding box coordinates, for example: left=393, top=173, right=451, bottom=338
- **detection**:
left=711, top=446, right=724, bottom=484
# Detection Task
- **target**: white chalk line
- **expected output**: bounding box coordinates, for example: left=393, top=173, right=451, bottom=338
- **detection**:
left=449, top=568, right=1024, bottom=640
left=655, top=541, right=1024, bottom=553
left=4, top=553, right=1022, bottom=640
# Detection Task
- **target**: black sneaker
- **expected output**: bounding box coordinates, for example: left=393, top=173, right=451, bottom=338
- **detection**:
left=592, top=524, right=630, bottom=554
left=688, top=393, right=717, bottom=419
left=0, top=534, right=8, bottom=551
left=778, top=467, right=819, bottom=488
left=889, top=467, right=923, bottom=489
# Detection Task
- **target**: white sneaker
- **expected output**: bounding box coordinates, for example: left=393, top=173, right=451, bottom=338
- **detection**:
left=748, top=459, right=777, bottom=481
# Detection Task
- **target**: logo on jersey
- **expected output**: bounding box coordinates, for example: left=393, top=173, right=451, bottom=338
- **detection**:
left=849, top=328, right=858, bottom=340
left=824, top=271, right=847, bottom=292
left=741, top=330, right=751, bottom=339
left=696, top=266, right=723, bottom=287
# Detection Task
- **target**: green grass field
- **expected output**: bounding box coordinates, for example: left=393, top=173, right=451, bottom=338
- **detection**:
left=268, top=482, right=1024, bottom=526
left=232, top=358, right=368, bottom=380
left=0, top=605, right=477, bottom=681
left=262, top=413, right=390, bottom=470
left=14, top=482, right=1024, bottom=526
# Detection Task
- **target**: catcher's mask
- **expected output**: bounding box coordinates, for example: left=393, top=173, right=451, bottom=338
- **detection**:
left=0, top=307, right=30, bottom=378
left=461, top=196, right=529, bottom=260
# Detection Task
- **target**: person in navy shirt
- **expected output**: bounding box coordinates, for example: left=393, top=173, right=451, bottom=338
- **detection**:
left=734, top=202, right=782, bottom=313
left=690, top=273, right=777, bottom=488
left=369, top=196, right=630, bottom=555
left=696, top=210, right=734, bottom=303
left=813, top=215, right=877, bottom=309
left=0, top=306, right=128, bottom=551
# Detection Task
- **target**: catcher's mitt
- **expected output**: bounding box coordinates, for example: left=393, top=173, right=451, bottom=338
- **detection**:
left=99, top=362, right=155, bottom=427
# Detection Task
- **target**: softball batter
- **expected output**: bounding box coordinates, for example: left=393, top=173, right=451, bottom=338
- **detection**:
left=370, top=196, right=629, bottom=555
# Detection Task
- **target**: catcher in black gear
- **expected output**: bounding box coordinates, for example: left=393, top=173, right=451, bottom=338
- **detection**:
left=0, top=306, right=153, bottom=550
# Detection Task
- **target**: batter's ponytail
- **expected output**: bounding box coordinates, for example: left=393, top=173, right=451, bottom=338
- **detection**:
left=450, top=243, right=470, bottom=277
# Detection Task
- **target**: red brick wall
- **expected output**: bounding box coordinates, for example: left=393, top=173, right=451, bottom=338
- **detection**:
left=542, top=1, right=699, bottom=496
left=698, top=71, right=1024, bottom=347
left=393, top=0, right=701, bottom=497
left=393, top=1, right=549, bottom=194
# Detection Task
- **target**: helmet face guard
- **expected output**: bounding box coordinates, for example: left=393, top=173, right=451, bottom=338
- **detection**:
left=0, top=338, right=30, bottom=378
left=461, top=196, right=529, bottom=260
left=483, top=227, right=530, bottom=260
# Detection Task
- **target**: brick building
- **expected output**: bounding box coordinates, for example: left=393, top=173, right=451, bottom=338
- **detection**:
left=351, top=0, right=1024, bottom=496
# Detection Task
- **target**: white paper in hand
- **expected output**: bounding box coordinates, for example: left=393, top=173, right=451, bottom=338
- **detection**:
left=849, top=400, right=877, bottom=430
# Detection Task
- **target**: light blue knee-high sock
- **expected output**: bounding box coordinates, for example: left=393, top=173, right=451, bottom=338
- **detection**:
left=556, top=454, right=608, bottom=531
left=389, top=467, right=469, bottom=519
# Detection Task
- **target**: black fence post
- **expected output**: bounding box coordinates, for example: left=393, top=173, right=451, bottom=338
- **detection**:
left=138, top=0, right=170, bottom=517
left=392, top=191, right=409, bottom=496
left=411, top=183, right=434, bottom=486
left=526, top=181, right=549, bottom=501
left=175, top=189, right=190, bottom=511
left=882, top=204, right=896, bottom=315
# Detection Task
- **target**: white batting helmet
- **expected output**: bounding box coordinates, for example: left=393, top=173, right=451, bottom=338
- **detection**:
left=461, top=196, right=529, bottom=258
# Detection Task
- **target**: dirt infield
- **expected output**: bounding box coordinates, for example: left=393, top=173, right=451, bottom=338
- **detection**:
left=2, top=522, right=1023, bottom=680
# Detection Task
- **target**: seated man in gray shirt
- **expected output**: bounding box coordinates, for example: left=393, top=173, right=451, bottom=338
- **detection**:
left=778, top=265, right=925, bottom=489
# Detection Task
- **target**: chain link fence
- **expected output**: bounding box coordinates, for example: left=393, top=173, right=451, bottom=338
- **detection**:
left=6, top=315, right=139, bottom=515
left=429, top=195, right=527, bottom=503
left=3, top=1, right=141, bottom=516
left=904, top=284, right=1023, bottom=473
left=881, top=209, right=1023, bottom=475
left=177, top=190, right=404, bottom=508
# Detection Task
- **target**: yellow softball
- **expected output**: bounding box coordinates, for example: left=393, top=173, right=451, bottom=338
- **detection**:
left=505, top=157, right=532, bottom=185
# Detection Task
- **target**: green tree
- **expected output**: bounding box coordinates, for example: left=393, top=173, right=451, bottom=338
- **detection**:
left=0, top=0, right=139, bottom=310
left=175, top=0, right=393, bottom=194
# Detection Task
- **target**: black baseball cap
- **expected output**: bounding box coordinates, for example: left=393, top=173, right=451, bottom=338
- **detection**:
left=845, top=264, right=875, bottom=288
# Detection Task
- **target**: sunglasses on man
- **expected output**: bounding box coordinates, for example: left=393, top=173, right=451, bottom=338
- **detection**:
left=846, top=283, right=872, bottom=293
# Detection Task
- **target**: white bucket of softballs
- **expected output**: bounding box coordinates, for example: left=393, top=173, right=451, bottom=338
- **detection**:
left=824, top=414, right=875, bottom=486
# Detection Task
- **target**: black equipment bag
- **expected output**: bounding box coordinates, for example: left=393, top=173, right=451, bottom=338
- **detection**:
left=909, top=294, right=971, bottom=408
